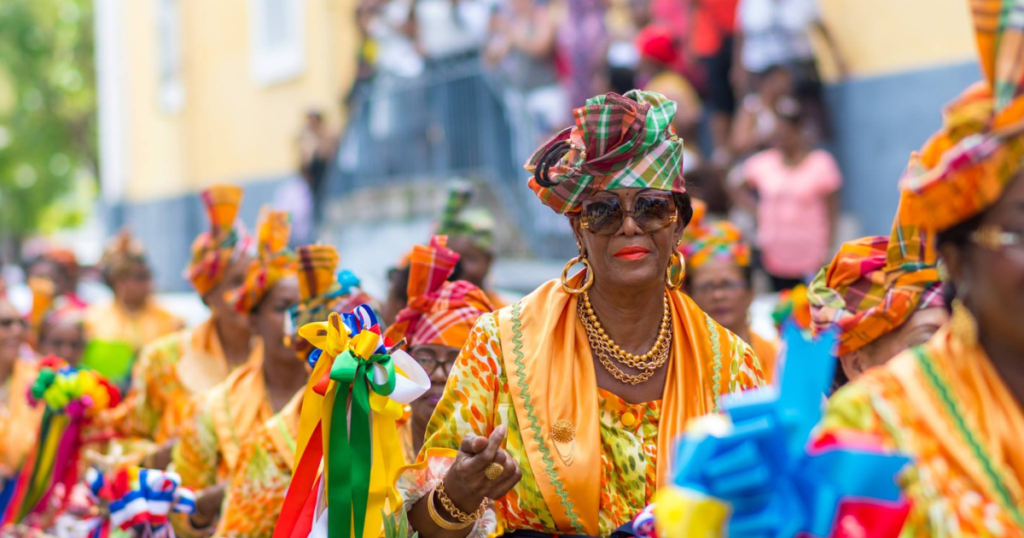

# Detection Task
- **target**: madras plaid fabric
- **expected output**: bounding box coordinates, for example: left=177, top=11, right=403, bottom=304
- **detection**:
left=526, top=90, right=687, bottom=214
left=680, top=220, right=751, bottom=269
left=436, top=182, right=496, bottom=252
left=385, top=235, right=495, bottom=348
left=230, top=208, right=297, bottom=313
left=899, top=0, right=1024, bottom=232
left=185, top=185, right=252, bottom=296
left=808, top=233, right=945, bottom=356
left=100, top=228, right=148, bottom=280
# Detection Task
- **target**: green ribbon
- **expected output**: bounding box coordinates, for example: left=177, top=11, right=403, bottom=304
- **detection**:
left=328, top=349, right=397, bottom=538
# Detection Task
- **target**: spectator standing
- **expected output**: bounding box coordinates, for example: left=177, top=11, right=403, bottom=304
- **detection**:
left=297, top=110, right=337, bottom=223
left=733, top=0, right=845, bottom=141
left=557, top=0, right=609, bottom=108
left=485, top=0, right=569, bottom=146
left=728, top=64, right=793, bottom=157
left=735, top=98, right=841, bottom=291
left=688, top=0, right=740, bottom=166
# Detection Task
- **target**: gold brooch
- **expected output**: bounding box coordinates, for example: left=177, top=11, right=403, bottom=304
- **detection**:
left=550, top=420, right=576, bottom=466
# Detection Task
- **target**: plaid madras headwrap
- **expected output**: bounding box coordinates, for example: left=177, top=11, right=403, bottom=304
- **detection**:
left=290, top=246, right=376, bottom=359
left=385, top=235, right=494, bottom=348
left=680, top=220, right=751, bottom=269
left=436, top=182, right=496, bottom=252
left=899, top=0, right=1024, bottom=232
left=526, top=90, right=687, bottom=214
left=185, top=185, right=252, bottom=296
left=808, top=231, right=945, bottom=356
left=230, top=208, right=297, bottom=313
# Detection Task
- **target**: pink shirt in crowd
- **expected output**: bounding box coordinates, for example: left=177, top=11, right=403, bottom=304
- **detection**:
left=745, top=148, right=842, bottom=278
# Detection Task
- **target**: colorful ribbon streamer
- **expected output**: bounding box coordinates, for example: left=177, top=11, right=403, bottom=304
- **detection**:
left=273, top=304, right=429, bottom=538
left=644, top=325, right=911, bottom=538
left=1, top=359, right=122, bottom=529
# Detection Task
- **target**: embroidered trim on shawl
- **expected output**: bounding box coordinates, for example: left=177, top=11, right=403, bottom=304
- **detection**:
left=705, top=314, right=723, bottom=411
left=510, top=301, right=584, bottom=534
left=914, top=347, right=1024, bottom=527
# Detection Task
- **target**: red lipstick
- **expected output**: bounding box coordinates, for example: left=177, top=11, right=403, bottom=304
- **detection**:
left=613, top=246, right=650, bottom=260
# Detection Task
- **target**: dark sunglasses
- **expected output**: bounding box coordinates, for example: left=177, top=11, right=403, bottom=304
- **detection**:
left=580, top=194, right=678, bottom=236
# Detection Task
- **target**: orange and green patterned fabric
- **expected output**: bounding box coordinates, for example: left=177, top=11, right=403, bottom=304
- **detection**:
left=526, top=90, right=687, bottom=215
left=820, top=326, right=1024, bottom=536
left=397, top=277, right=765, bottom=537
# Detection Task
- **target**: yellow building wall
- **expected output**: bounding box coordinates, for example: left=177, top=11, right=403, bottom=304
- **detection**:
left=816, top=0, right=977, bottom=80
left=123, top=0, right=359, bottom=203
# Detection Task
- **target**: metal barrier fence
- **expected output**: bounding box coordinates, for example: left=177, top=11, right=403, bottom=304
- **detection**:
left=327, top=55, right=576, bottom=259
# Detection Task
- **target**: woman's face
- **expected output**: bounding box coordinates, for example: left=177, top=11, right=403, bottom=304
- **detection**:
left=572, top=188, right=686, bottom=292
left=0, top=299, right=24, bottom=366
left=446, top=236, right=492, bottom=289
left=39, top=319, right=86, bottom=367
left=943, top=174, right=1024, bottom=354
left=112, top=262, right=153, bottom=308
left=205, top=253, right=253, bottom=334
left=686, top=258, right=753, bottom=333
left=252, top=276, right=301, bottom=364
left=408, top=343, right=460, bottom=427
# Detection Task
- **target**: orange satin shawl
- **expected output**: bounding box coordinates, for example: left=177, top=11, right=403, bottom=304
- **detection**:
left=211, top=349, right=272, bottom=474
left=266, top=390, right=304, bottom=471
left=890, top=327, right=1024, bottom=506
left=497, top=275, right=751, bottom=535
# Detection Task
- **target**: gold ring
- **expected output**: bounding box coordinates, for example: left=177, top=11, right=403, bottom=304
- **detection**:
left=484, top=462, right=504, bottom=481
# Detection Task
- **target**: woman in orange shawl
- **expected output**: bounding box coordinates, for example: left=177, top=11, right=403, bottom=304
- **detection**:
left=171, top=208, right=305, bottom=537
left=216, top=244, right=375, bottom=538
left=107, top=185, right=258, bottom=468
left=680, top=218, right=779, bottom=382
left=84, top=229, right=184, bottom=385
left=398, top=90, right=765, bottom=538
left=815, top=2, right=1024, bottom=534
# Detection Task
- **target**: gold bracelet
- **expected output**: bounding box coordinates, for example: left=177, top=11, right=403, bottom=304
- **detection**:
left=435, top=478, right=489, bottom=524
left=427, top=488, right=473, bottom=530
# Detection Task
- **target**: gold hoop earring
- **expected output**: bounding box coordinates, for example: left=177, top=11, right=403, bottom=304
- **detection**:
left=666, top=251, right=685, bottom=290
left=562, top=243, right=594, bottom=295
left=951, top=298, right=978, bottom=348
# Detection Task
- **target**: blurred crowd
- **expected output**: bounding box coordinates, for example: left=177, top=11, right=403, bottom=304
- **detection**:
left=353, top=0, right=849, bottom=291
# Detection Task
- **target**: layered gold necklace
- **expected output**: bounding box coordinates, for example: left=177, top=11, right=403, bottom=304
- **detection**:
left=578, top=292, right=672, bottom=385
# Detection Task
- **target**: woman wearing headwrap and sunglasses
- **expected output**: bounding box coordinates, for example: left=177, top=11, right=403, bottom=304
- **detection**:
left=398, top=91, right=766, bottom=538
left=171, top=209, right=305, bottom=537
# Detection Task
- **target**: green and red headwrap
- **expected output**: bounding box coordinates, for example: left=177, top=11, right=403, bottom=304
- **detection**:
left=526, top=90, right=687, bottom=214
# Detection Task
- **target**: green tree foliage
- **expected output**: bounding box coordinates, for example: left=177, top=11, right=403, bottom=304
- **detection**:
left=0, top=0, right=96, bottom=244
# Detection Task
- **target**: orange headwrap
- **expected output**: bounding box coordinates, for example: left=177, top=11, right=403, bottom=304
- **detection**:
left=186, top=185, right=252, bottom=296
left=808, top=199, right=946, bottom=356
left=385, top=236, right=494, bottom=348
left=899, top=0, right=1024, bottom=231
left=230, top=208, right=296, bottom=313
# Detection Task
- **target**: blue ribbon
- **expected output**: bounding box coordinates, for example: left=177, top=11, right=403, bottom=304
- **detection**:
left=672, top=324, right=910, bottom=538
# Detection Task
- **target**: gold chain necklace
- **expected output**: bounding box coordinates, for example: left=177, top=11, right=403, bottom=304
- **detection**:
left=581, top=291, right=671, bottom=369
left=578, top=299, right=672, bottom=385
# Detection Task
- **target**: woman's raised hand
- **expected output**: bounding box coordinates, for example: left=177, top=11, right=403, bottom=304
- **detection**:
left=443, top=425, right=522, bottom=509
